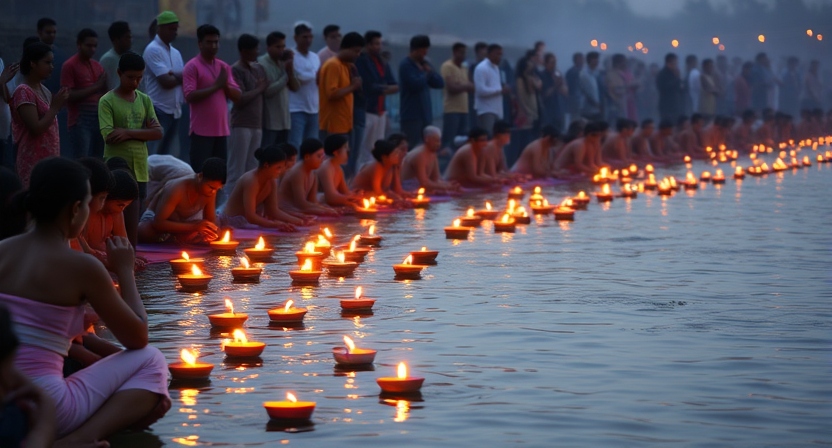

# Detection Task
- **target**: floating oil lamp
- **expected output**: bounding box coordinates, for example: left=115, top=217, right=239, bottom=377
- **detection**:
left=734, top=166, right=746, bottom=179
left=409, top=246, right=438, bottom=265
left=444, top=219, right=472, bottom=239
left=512, top=206, right=531, bottom=225
left=210, top=230, right=239, bottom=253
left=333, top=335, right=377, bottom=365
left=289, top=259, right=322, bottom=284
left=759, top=162, right=771, bottom=174
left=619, top=168, right=633, bottom=184
left=358, top=225, right=383, bottom=247
left=264, top=392, right=316, bottom=420
left=393, top=255, right=425, bottom=280
left=571, top=191, right=590, bottom=209
left=493, top=213, right=516, bottom=233
left=595, top=183, right=614, bottom=202
left=409, top=188, right=431, bottom=208
left=803, top=155, right=812, bottom=167
left=529, top=186, right=544, bottom=203
left=506, top=198, right=517, bottom=214
left=644, top=173, right=658, bottom=190
left=322, top=251, right=358, bottom=277
left=178, top=264, right=212, bottom=292
left=243, top=236, right=274, bottom=262
left=169, top=348, right=214, bottom=381
left=313, top=234, right=332, bottom=253
left=474, top=201, right=499, bottom=220
left=222, top=329, right=265, bottom=358
left=592, top=167, right=612, bottom=184
left=530, top=198, right=556, bottom=215
left=355, top=198, right=378, bottom=220
left=789, top=157, right=800, bottom=168
left=645, top=164, right=655, bottom=175
left=667, top=176, right=679, bottom=191
left=699, top=171, right=712, bottom=182
left=208, top=298, right=249, bottom=328
left=683, top=172, right=699, bottom=190
left=507, top=185, right=525, bottom=200
left=377, top=362, right=424, bottom=394
left=683, top=155, right=691, bottom=164
left=771, top=158, right=789, bottom=172
left=657, top=178, right=673, bottom=196
left=296, top=241, right=326, bottom=271
left=553, top=199, right=575, bottom=221
left=459, top=207, right=483, bottom=227
left=268, top=299, right=307, bottom=324
left=712, top=169, right=726, bottom=184
left=340, top=286, right=376, bottom=311
left=170, top=251, right=204, bottom=275
left=339, top=237, right=370, bottom=263
left=620, top=183, right=637, bottom=199
left=231, top=257, right=262, bottom=283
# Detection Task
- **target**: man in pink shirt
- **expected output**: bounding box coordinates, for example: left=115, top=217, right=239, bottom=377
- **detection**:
left=183, top=24, right=241, bottom=172
left=61, top=28, right=107, bottom=159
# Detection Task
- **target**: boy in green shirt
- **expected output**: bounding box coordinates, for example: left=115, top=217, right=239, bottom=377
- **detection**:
left=99, top=51, right=163, bottom=247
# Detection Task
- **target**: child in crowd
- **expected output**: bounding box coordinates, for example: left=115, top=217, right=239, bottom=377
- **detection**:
left=82, top=169, right=144, bottom=271
left=279, top=138, right=340, bottom=216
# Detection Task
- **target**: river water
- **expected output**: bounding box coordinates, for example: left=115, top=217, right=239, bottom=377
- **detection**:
left=118, top=155, right=832, bottom=447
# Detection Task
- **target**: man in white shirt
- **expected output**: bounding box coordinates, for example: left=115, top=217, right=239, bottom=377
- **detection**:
left=474, top=43, right=510, bottom=137
left=317, top=24, right=341, bottom=65
left=685, top=55, right=700, bottom=115
left=142, top=10, right=185, bottom=157
left=579, top=51, right=602, bottom=121
left=288, top=22, right=321, bottom=150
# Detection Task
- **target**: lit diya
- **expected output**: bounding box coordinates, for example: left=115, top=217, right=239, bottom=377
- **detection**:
left=683, top=172, right=699, bottom=190
left=313, top=234, right=332, bottom=253
left=712, top=168, right=726, bottom=184
left=530, top=198, right=556, bottom=215
left=657, top=178, right=673, bottom=196
left=803, top=155, right=812, bottom=167
left=322, top=251, right=359, bottom=277
left=409, top=188, right=431, bottom=208
left=208, top=298, right=249, bottom=328
left=358, top=224, right=383, bottom=247
left=459, top=207, right=483, bottom=227
left=592, top=167, right=612, bottom=184
left=570, top=191, right=590, bottom=209
left=268, top=299, right=307, bottom=324
left=340, top=286, right=376, bottom=311
left=178, top=264, right=212, bottom=292
left=445, top=219, right=472, bottom=239
left=222, top=329, right=265, bottom=358
left=595, top=183, right=614, bottom=202
left=667, top=176, right=680, bottom=191
left=169, top=348, right=213, bottom=381
left=771, top=158, right=789, bottom=172
left=393, top=255, right=425, bottom=280
left=620, top=184, right=638, bottom=199
left=243, top=236, right=274, bottom=262
left=683, top=155, right=692, bottom=164
left=355, top=198, right=378, bottom=219
left=333, top=335, right=377, bottom=365
left=338, top=237, right=370, bottom=263
left=320, top=227, right=335, bottom=243
left=645, top=163, right=655, bottom=174
left=170, top=251, right=204, bottom=275
left=409, top=246, right=439, bottom=265
left=377, top=362, right=424, bottom=394
left=493, top=213, right=516, bottom=233
left=528, top=186, right=544, bottom=203
left=231, top=257, right=262, bottom=282
left=553, top=200, right=575, bottom=221
left=289, top=259, right=322, bottom=285
left=644, top=173, right=658, bottom=190
left=295, top=241, right=326, bottom=271
left=210, top=230, right=239, bottom=253
left=474, top=201, right=499, bottom=220
left=734, top=166, right=746, bottom=179
left=699, top=171, right=712, bottom=182
left=507, top=185, right=525, bottom=200
left=512, top=206, right=531, bottom=225
left=619, top=168, right=633, bottom=184
left=263, top=392, right=316, bottom=420
left=789, top=157, right=800, bottom=169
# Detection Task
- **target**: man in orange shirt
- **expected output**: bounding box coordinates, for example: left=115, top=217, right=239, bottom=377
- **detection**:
left=318, top=32, right=364, bottom=147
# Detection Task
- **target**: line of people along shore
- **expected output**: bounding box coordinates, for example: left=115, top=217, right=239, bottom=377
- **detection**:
left=1, top=10, right=832, bottom=447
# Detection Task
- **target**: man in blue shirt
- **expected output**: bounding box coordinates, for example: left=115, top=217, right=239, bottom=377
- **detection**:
left=398, top=35, right=444, bottom=150
left=355, top=30, right=398, bottom=173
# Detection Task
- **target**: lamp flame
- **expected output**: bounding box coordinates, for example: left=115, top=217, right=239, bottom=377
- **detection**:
left=501, top=213, right=511, bottom=223
left=181, top=252, right=190, bottom=261
left=287, top=392, right=297, bottom=403
left=225, top=298, right=234, bottom=315
left=344, top=335, right=356, bottom=353
left=221, top=231, right=230, bottom=243
left=336, top=251, right=345, bottom=263
left=403, top=255, right=413, bottom=265
left=397, top=362, right=408, bottom=379
left=284, top=300, right=293, bottom=312
left=453, top=219, right=461, bottom=227
left=304, top=242, right=316, bottom=253
left=191, top=265, right=203, bottom=276
left=180, top=348, right=197, bottom=366
left=362, top=198, right=370, bottom=209
left=239, top=257, right=250, bottom=269
left=485, top=201, right=492, bottom=211
left=301, top=259, right=313, bottom=271
left=255, top=236, right=266, bottom=250
left=368, top=225, right=375, bottom=236
left=323, top=227, right=333, bottom=239
left=349, top=240, right=357, bottom=251
left=466, top=208, right=475, bottom=217
left=232, top=329, right=247, bottom=343
left=355, top=286, right=363, bottom=299
left=417, top=187, right=425, bottom=195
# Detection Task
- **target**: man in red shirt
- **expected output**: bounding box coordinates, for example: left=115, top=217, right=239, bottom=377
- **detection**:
left=61, top=28, right=107, bottom=159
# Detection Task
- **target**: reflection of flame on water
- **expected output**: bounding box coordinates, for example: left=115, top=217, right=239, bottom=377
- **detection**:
left=395, top=399, right=410, bottom=422
left=180, top=389, right=199, bottom=407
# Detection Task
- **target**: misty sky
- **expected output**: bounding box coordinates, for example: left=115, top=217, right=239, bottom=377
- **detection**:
left=624, top=0, right=832, bottom=17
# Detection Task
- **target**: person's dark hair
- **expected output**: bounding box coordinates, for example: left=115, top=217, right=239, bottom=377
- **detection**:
left=299, top=138, right=324, bottom=158
left=493, top=120, right=511, bottom=135
left=237, top=33, right=259, bottom=52
left=19, top=42, right=52, bottom=76
left=323, top=24, right=340, bottom=38
left=254, top=144, right=288, bottom=167
left=0, top=305, right=19, bottom=361
left=77, top=158, right=114, bottom=195
left=324, top=134, right=349, bottom=156
left=371, top=139, right=397, bottom=162
left=468, top=127, right=488, bottom=140
left=0, top=168, right=25, bottom=240
left=197, top=24, right=220, bottom=42
left=294, top=23, right=311, bottom=37
left=586, top=51, right=600, bottom=63
left=597, top=121, right=609, bottom=132
left=37, top=17, right=56, bottom=31
left=544, top=52, right=555, bottom=64
left=364, top=30, right=382, bottom=44
left=266, top=31, right=286, bottom=46
left=452, top=42, right=466, bottom=52
left=572, top=52, right=583, bottom=63
left=76, top=28, right=97, bottom=45
left=658, top=120, right=673, bottom=130
left=534, top=40, right=545, bottom=51
left=584, top=121, right=605, bottom=135
left=677, top=115, right=689, bottom=126
left=23, top=36, right=40, bottom=51
left=118, top=51, right=145, bottom=72
left=387, top=133, right=407, bottom=149
left=665, top=53, right=677, bottom=64
left=409, top=35, right=431, bottom=51
left=690, top=113, right=704, bottom=124
left=640, top=119, right=654, bottom=128
left=612, top=54, right=626, bottom=67
left=487, top=43, right=502, bottom=54
left=540, top=125, right=559, bottom=140
left=474, top=42, right=487, bottom=52
left=616, top=118, right=635, bottom=132
left=26, top=158, right=90, bottom=224
left=755, top=52, right=766, bottom=62
left=200, top=158, right=227, bottom=183
left=563, top=120, right=585, bottom=143
left=702, top=58, right=714, bottom=68
left=108, top=21, right=130, bottom=42
left=108, top=169, right=139, bottom=202
left=685, top=54, right=697, bottom=65
left=105, top=156, right=130, bottom=172
left=340, top=32, right=365, bottom=50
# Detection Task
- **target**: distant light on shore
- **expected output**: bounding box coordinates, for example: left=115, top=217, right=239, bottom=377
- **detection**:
left=758, top=34, right=766, bottom=43
left=671, top=39, right=679, bottom=48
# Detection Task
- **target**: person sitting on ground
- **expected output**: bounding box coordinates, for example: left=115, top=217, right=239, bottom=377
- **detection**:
left=677, top=113, right=705, bottom=158
left=0, top=157, right=170, bottom=447
left=351, top=139, right=409, bottom=202
left=444, top=127, right=504, bottom=188
left=316, top=134, right=363, bottom=208
left=601, top=118, right=636, bottom=167
left=69, top=158, right=114, bottom=254
left=754, top=109, right=776, bottom=148
left=279, top=138, right=340, bottom=216
left=221, top=143, right=310, bottom=231
left=386, top=133, right=416, bottom=199
left=401, top=126, right=461, bottom=194
left=650, top=120, right=681, bottom=160
left=795, top=109, right=813, bottom=142
left=510, top=124, right=561, bottom=178
left=701, top=115, right=725, bottom=151
left=481, top=120, right=525, bottom=182
left=145, top=155, right=195, bottom=204
left=630, top=119, right=655, bottom=162
left=138, top=158, right=226, bottom=244
left=552, top=121, right=606, bottom=177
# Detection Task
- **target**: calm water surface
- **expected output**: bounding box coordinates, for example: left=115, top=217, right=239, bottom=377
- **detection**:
left=118, top=156, right=832, bottom=447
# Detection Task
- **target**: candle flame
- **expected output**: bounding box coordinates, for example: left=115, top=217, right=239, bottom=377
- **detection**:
left=180, top=348, right=197, bottom=366
left=397, top=362, right=408, bottom=379
left=403, top=255, right=413, bottom=265
left=421, top=246, right=427, bottom=252
left=513, top=186, right=521, bottom=193
left=362, top=198, right=370, bottom=209
left=645, top=164, right=654, bottom=173
left=225, top=298, right=234, bottom=315
left=221, top=230, right=230, bottom=243
left=370, top=197, right=378, bottom=205
left=601, top=184, right=611, bottom=194
left=542, top=199, right=549, bottom=207
left=323, top=227, right=333, bottom=239
left=629, top=163, right=637, bottom=173
left=416, top=194, right=423, bottom=200
left=355, top=286, right=363, bottom=299
left=715, top=169, right=724, bottom=178
left=369, top=225, right=375, bottom=236
left=516, top=206, right=528, bottom=217
left=534, top=186, right=541, bottom=194
left=485, top=201, right=492, bottom=211
left=191, top=264, right=203, bottom=276
left=508, top=199, right=516, bottom=212
left=301, top=259, right=313, bottom=271
left=417, top=187, right=425, bottom=195
left=304, top=242, right=316, bottom=253
left=344, top=335, right=356, bottom=353
left=686, top=172, right=696, bottom=183
left=466, top=208, right=475, bottom=217
left=255, top=236, right=266, bottom=250
left=621, top=168, right=630, bottom=177
left=287, top=392, right=297, bottom=403
left=284, top=300, right=293, bottom=312
left=239, top=257, right=251, bottom=269
left=453, top=219, right=461, bottom=227
left=233, top=329, right=248, bottom=343
left=181, top=251, right=190, bottom=261
left=647, top=173, right=656, bottom=184
left=349, top=240, right=357, bottom=251
left=317, top=234, right=330, bottom=246
left=577, top=191, right=586, bottom=198
left=337, top=251, right=345, bottom=263
left=501, top=213, right=511, bottom=223
left=735, top=166, right=743, bottom=175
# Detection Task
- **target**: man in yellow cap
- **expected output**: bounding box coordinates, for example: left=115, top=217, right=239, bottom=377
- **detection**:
left=142, top=11, right=186, bottom=158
